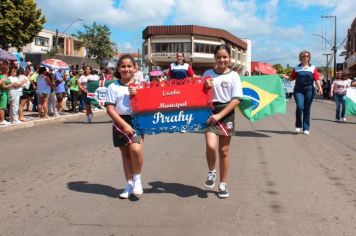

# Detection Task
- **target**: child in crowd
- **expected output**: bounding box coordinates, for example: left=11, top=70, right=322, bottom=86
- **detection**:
left=105, top=55, right=144, bottom=199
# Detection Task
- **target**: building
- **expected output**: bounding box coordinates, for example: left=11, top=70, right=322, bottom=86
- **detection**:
left=251, top=61, right=276, bottom=75
left=9, top=29, right=98, bottom=69
left=142, top=25, right=251, bottom=75
left=344, top=17, right=356, bottom=77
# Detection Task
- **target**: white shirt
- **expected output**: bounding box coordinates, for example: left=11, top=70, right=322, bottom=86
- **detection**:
left=105, top=80, right=132, bottom=115
left=203, top=69, right=243, bottom=103
left=78, top=74, right=98, bottom=90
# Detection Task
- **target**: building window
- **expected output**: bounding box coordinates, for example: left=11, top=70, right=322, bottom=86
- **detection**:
left=151, top=43, right=191, bottom=53
left=34, top=36, right=49, bottom=47
left=194, top=43, right=215, bottom=54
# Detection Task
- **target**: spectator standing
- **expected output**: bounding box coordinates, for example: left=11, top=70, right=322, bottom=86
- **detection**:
left=330, top=72, right=351, bottom=122
left=67, top=70, right=79, bottom=113
left=17, top=68, right=31, bottom=121
left=0, top=64, right=16, bottom=125
left=281, top=50, right=323, bottom=135
left=36, top=67, right=52, bottom=118
left=8, top=66, right=26, bottom=124
left=54, top=69, right=67, bottom=113
left=30, top=66, right=39, bottom=112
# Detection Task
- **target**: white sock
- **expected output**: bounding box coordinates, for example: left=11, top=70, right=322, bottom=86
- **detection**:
left=133, top=174, right=141, bottom=181
left=127, top=180, right=133, bottom=186
left=209, top=170, right=216, bottom=173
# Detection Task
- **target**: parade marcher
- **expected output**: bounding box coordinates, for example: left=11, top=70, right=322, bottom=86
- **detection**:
left=133, top=62, right=145, bottom=83
left=202, top=44, right=243, bottom=198
left=105, top=54, right=144, bottom=199
left=47, top=69, right=58, bottom=117
left=36, top=67, right=52, bottom=119
left=78, top=66, right=98, bottom=123
left=281, top=50, right=323, bottom=135
left=167, top=52, right=195, bottom=80
left=330, top=72, right=351, bottom=122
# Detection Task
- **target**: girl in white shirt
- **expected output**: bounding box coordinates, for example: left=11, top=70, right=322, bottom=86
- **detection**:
left=105, top=55, right=144, bottom=199
left=202, top=45, right=243, bottom=198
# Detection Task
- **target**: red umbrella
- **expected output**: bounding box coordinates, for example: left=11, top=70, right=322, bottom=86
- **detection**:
left=41, top=58, right=70, bottom=70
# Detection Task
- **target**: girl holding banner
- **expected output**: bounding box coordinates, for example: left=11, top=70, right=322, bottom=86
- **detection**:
left=203, top=45, right=243, bottom=198
left=105, top=55, right=144, bottom=199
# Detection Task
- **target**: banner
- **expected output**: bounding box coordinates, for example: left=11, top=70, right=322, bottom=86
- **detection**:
left=87, top=79, right=116, bottom=107
left=131, top=78, right=213, bottom=135
left=345, top=87, right=356, bottom=116
left=239, top=75, right=286, bottom=122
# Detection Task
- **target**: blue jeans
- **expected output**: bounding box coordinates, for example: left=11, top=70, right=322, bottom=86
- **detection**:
left=334, top=93, right=346, bottom=120
left=293, top=86, right=315, bottom=131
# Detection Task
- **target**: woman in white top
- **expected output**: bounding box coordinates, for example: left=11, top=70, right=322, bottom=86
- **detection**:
left=8, top=66, right=27, bottom=124
left=330, top=72, right=351, bottom=121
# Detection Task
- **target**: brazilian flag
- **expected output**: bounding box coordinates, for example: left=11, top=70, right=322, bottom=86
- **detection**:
left=238, top=75, right=286, bottom=122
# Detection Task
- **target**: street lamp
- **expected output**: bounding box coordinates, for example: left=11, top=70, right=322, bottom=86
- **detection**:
left=321, top=15, right=337, bottom=78
left=55, top=17, right=84, bottom=51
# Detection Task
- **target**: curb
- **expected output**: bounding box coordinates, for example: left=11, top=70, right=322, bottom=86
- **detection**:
left=0, top=110, right=106, bottom=133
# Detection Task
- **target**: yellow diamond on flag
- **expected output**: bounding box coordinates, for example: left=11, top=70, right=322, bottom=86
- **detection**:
left=242, top=81, right=278, bottom=116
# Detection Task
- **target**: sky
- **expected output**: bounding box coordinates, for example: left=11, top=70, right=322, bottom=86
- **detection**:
left=35, top=0, right=356, bottom=68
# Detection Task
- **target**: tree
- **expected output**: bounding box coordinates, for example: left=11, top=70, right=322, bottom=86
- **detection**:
left=0, top=0, right=46, bottom=50
left=273, top=64, right=284, bottom=74
left=75, top=22, right=114, bottom=64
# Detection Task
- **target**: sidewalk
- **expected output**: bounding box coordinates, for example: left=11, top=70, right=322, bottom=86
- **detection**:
left=0, top=108, right=106, bottom=133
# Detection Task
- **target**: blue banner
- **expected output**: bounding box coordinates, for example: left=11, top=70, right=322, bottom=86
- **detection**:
left=132, top=108, right=212, bottom=135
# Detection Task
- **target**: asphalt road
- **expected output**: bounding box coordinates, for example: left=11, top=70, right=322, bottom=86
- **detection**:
left=0, top=98, right=355, bottom=236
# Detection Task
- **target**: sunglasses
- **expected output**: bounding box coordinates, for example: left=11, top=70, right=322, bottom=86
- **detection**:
left=302, top=55, right=310, bottom=58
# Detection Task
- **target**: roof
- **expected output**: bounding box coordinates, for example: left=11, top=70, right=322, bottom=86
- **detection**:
left=143, top=25, right=247, bottom=50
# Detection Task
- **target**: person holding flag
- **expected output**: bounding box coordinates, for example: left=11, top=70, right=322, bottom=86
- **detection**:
left=202, top=44, right=243, bottom=198
left=281, top=50, right=323, bottom=135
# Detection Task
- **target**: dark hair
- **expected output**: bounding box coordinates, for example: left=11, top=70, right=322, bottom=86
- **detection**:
left=214, top=44, right=231, bottom=57
left=38, top=67, right=47, bottom=74
left=114, top=54, right=135, bottom=79
left=17, top=67, right=25, bottom=75
left=0, top=64, right=9, bottom=75
left=175, top=52, right=186, bottom=64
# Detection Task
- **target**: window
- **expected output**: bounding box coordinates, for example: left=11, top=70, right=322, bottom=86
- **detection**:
left=194, top=43, right=215, bottom=54
left=34, top=36, right=49, bottom=47
left=151, top=42, right=191, bottom=53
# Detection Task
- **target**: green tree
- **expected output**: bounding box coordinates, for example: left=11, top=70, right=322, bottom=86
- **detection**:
left=0, top=0, right=46, bottom=50
left=273, top=64, right=284, bottom=74
left=75, top=21, right=114, bottom=64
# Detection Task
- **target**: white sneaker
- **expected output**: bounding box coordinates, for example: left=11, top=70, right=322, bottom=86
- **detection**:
left=217, top=183, right=229, bottom=198
left=119, top=183, right=133, bottom=199
left=12, top=120, right=22, bottom=125
left=0, top=120, right=10, bottom=125
left=295, top=128, right=302, bottom=133
left=133, top=176, right=143, bottom=195
left=342, top=117, right=347, bottom=122
left=54, top=112, right=60, bottom=117
left=303, top=130, right=310, bottom=135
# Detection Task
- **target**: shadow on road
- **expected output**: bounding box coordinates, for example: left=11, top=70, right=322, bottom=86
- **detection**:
left=234, top=131, right=270, bottom=137
left=67, top=180, right=215, bottom=200
left=67, top=181, right=120, bottom=198
left=312, top=118, right=356, bottom=124
left=147, top=181, right=215, bottom=198
left=255, top=130, right=297, bottom=135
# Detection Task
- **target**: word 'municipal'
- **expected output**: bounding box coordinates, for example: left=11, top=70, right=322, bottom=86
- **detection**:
left=159, top=101, right=187, bottom=109
left=162, top=89, right=180, bottom=96
left=152, top=111, right=193, bottom=125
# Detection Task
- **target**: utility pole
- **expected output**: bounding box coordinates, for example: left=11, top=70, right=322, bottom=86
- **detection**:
left=321, top=15, right=337, bottom=78
left=323, top=53, right=331, bottom=81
